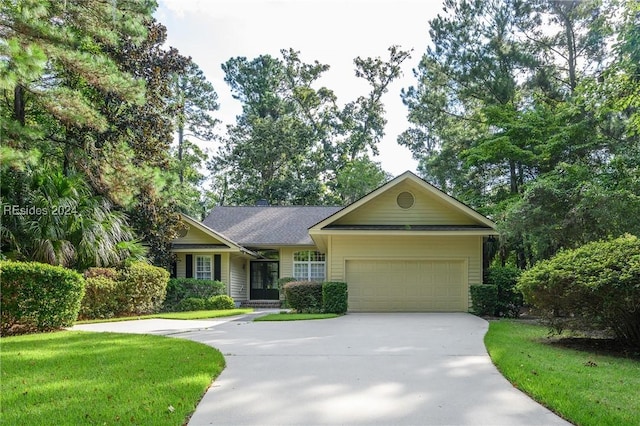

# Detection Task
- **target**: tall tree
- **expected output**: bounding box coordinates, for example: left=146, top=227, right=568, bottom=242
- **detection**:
left=212, top=47, right=409, bottom=205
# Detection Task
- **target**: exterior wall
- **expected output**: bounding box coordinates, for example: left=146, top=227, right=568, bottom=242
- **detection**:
left=174, top=251, right=230, bottom=289
left=229, top=254, right=248, bottom=301
left=278, top=246, right=324, bottom=279
left=175, top=226, right=226, bottom=244
left=334, top=180, right=475, bottom=226
left=328, top=234, right=483, bottom=289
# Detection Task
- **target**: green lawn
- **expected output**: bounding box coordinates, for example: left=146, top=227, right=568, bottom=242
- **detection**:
left=254, top=313, right=340, bottom=321
left=485, top=320, right=640, bottom=426
left=1, top=331, right=224, bottom=425
left=75, top=308, right=253, bottom=324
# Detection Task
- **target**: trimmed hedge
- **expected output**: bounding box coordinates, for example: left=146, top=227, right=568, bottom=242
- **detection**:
left=119, top=262, right=169, bottom=315
left=78, top=262, right=169, bottom=319
left=518, top=234, right=640, bottom=347
left=470, top=284, right=498, bottom=316
left=283, top=281, right=323, bottom=313
left=163, top=278, right=226, bottom=312
left=206, top=295, right=235, bottom=310
left=322, top=282, right=348, bottom=314
left=176, top=297, right=207, bottom=312
left=80, top=276, right=120, bottom=319
left=485, top=266, right=523, bottom=318
left=1, top=261, right=85, bottom=335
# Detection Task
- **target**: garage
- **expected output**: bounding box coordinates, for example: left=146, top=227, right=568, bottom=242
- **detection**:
left=345, top=259, right=468, bottom=312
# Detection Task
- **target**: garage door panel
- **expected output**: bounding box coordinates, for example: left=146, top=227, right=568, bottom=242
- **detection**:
left=346, top=259, right=467, bottom=312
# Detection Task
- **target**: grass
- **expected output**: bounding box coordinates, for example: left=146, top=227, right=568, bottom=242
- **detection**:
left=485, top=320, right=640, bottom=426
left=254, top=312, right=340, bottom=321
left=75, top=308, right=253, bottom=324
left=1, top=331, right=225, bottom=425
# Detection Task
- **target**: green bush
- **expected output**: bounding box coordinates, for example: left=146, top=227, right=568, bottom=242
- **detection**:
left=163, top=278, right=226, bottom=312
left=176, top=297, right=207, bottom=312
left=485, top=266, right=523, bottom=318
left=80, top=276, right=120, bottom=319
left=283, top=281, right=323, bottom=313
left=518, top=234, right=640, bottom=347
left=470, top=285, right=498, bottom=316
left=118, top=262, right=169, bottom=315
left=1, top=261, right=85, bottom=336
left=83, top=267, right=119, bottom=280
left=322, top=282, right=348, bottom=314
left=206, top=295, right=236, bottom=310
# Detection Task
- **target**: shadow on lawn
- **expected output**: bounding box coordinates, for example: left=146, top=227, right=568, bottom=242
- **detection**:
left=544, top=337, right=640, bottom=360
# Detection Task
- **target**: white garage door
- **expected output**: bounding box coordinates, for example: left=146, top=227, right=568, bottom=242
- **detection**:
left=346, top=259, right=467, bottom=312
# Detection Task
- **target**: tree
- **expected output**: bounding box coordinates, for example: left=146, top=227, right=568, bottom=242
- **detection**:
left=400, top=0, right=630, bottom=267
left=212, top=47, right=410, bottom=205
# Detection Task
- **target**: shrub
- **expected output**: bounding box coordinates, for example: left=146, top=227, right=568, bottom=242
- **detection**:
left=322, top=282, right=348, bottom=314
left=206, top=295, right=236, bottom=310
left=283, top=281, right=323, bottom=313
left=1, top=261, right=85, bottom=335
left=175, top=297, right=207, bottom=312
left=518, top=234, right=640, bottom=347
left=485, top=266, right=523, bottom=317
left=470, top=285, right=498, bottom=316
left=163, top=278, right=226, bottom=312
left=83, top=267, right=119, bottom=280
left=118, top=262, right=169, bottom=315
left=79, top=276, right=120, bottom=319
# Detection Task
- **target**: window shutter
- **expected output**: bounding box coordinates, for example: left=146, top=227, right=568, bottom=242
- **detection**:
left=170, top=261, right=177, bottom=279
left=214, top=254, right=222, bottom=281
left=186, top=254, right=193, bottom=278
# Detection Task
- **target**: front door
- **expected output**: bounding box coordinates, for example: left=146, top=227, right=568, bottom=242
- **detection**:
left=250, top=261, right=279, bottom=300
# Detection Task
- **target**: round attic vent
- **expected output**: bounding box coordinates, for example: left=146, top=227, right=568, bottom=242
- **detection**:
left=397, top=191, right=415, bottom=209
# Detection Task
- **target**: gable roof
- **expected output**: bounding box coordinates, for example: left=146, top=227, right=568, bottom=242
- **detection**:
left=176, top=214, right=257, bottom=256
left=310, top=171, right=498, bottom=232
left=203, top=206, right=342, bottom=247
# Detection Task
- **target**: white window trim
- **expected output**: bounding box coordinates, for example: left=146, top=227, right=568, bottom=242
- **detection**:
left=293, top=250, right=326, bottom=281
left=195, top=255, right=213, bottom=280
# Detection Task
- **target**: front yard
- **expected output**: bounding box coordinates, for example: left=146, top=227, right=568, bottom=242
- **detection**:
left=485, top=320, right=640, bottom=426
left=1, top=331, right=224, bottom=425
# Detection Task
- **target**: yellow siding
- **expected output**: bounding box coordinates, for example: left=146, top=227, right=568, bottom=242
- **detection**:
left=279, top=246, right=325, bottom=279
left=229, top=254, right=248, bottom=300
left=334, top=180, right=475, bottom=226
left=329, top=235, right=482, bottom=287
left=175, top=225, right=227, bottom=245
left=174, top=252, right=231, bottom=293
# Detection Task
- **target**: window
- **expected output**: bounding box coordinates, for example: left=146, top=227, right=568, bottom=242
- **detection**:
left=196, top=255, right=212, bottom=280
left=293, top=250, right=325, bottom=281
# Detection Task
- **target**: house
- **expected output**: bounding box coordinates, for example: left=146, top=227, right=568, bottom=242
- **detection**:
left=170, top=171, right=498, bottom=312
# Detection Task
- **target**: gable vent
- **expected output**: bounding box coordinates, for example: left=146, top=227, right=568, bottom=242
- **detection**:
left=397, top=191, right=415, bottom=209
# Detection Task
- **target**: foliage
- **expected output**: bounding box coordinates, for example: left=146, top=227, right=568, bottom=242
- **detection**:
left=79, top=276, right=120, bottom=320
left=486, top=320, right=640, bottom=426
left=118, top=262, right=170, bottom=316
left=469, top=285, right=498, bottom=317
left=206, top=295, right=236, bottom=310
left=322, top=281, right=348, bottom=314
left=1, top=331, right=225, bottom=425
left=485, top=265, right=523, bottom=318
left=517, top=235, right=640, bottom=347
left=0, top=261, right=85, bottom=335
left=175, top=297, right=207, bottom=312
left=211, top=47, right=409, bottom=205
left=75, top=309, right=252, bottom=323
left=283, top=281, right=323, bottom=313
left=163, top=278, right=226, bottom=312
left=400, top=0, right=638, bottom=267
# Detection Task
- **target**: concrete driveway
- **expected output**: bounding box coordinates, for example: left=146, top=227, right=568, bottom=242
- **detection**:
left=74, top=313, right=570, bottom=425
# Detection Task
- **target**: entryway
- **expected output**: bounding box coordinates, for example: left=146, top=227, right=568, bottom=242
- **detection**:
left=249, top=260, right=279, bottom=300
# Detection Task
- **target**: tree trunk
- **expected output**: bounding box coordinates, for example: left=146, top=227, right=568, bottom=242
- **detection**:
left=13, top=85, right=25, bottom=126
left=178, top=124, right=184, bottom=184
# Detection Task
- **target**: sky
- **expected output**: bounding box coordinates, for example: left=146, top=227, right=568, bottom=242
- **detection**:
left=154, top=0, right=445, bottom=176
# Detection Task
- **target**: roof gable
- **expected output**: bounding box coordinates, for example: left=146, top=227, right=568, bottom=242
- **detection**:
left=174, top=214, right=255, bottom=255
left=203, top=206, right=342, bottom=246
left=311, top=171, right=496, bottom=230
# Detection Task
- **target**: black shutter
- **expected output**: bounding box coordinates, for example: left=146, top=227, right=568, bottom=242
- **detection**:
left=214, top=254, right=222, bottom=281
left=186, top=254, right=193, bottom=278
left=170, top=261, right=177, bottom=279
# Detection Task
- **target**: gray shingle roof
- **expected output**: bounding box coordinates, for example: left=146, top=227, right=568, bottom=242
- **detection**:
left=202, top=206, right=342, bottom=246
